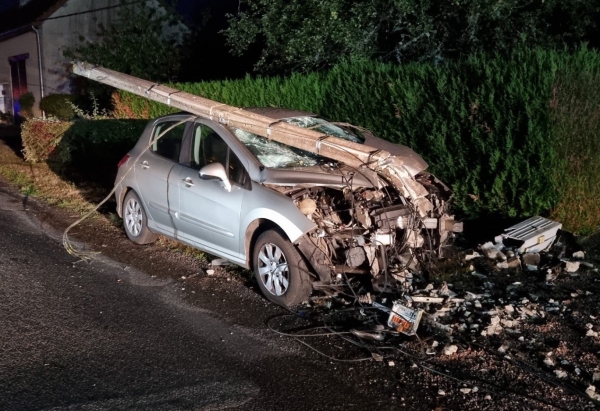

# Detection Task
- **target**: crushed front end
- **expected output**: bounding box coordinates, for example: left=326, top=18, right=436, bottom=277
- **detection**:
left=269, top=167, right=463, bottom=295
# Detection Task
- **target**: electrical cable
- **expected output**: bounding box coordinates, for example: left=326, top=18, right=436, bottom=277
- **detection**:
left=31, top=1, right=149, bottom=24
left=267, top=317, right=352, bottom=338
left=292, top=337, right=374, bottom=363
left=62, top=115, right=198, bottom=262
left=267, top=312, right=374, bottom=362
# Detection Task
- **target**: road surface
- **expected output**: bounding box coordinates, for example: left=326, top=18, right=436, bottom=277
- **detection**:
left=0, top=181, right=394, bottom=410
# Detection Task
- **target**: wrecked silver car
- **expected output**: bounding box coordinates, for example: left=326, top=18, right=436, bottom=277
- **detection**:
left=114, top=108, right=462, bottom=306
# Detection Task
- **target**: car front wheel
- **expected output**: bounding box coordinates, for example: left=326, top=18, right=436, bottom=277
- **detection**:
left=253, top=230, right=312, bottom=307
left=123, top=190, right=157, bottom=245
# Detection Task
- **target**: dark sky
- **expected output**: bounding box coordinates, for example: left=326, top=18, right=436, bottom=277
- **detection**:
left=173, top=0, right=259, bottom=81
left=170, top=0, right=239, bottom=26
left=0, top=0, right=19, bottom=12
left=174, top=0, right=211, bottom=20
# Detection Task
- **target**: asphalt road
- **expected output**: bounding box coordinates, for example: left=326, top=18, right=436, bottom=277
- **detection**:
left=0, top=182, right=390, bottom=411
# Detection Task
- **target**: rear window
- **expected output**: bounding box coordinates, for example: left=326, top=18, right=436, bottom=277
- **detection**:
left=151, top=121, right=186, bottom=162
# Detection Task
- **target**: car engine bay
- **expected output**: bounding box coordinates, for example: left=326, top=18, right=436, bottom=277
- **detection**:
left=268, top=170, right=463, bottom=294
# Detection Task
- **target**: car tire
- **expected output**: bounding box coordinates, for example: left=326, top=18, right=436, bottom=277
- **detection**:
left=122, top=190, right=158, bottom=245
left=253, top=229, right=313, bottom=307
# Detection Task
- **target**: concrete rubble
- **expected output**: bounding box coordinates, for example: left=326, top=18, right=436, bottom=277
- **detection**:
left=307, top=216, right=594, bottom=343
left=564, top=261, right=580, bottom=273
left=298, top=216, right=598, bottom=405
left=339, top=219, right=596, bottom=349
left=587, top=385, right=600, bottom=401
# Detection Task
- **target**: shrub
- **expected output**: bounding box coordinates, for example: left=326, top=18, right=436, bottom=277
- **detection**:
left=19, top=91, right=35, bottom=117
left=112, top=47, right=600, bottom=232
left=21, top=118, right=73, bottom=162
left=60, top=119, right=147, bottom=180
left=40, top=94, right=77, bottom=120
left=549, top=51, right=600, bottom=234
left=111, top=90, right=151, bottom=119
left=326, top=53, right=558, bottom=219
left=21, top=118, right=147, bottom=173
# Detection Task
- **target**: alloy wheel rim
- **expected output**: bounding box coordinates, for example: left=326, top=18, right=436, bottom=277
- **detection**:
left=125, top=198, right=143, bottom=237
left=257, top=243, right=289, bottom=296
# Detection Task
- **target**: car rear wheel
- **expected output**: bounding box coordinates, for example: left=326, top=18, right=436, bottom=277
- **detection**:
left=123, top=190, right=157, bottom=244
left=253, top=230, right=312, bottom=307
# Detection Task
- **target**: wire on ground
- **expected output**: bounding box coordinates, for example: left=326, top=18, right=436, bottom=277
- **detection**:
left=62, top=115, right=198, bottom=263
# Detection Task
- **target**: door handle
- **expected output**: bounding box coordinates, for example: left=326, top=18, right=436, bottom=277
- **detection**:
left=182, top=177, right=194, bottom=187
left=140, top=161, right=150, bottom=169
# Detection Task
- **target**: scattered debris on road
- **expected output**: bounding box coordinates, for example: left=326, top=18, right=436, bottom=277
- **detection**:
left=269, top=216, right=600, bottom=407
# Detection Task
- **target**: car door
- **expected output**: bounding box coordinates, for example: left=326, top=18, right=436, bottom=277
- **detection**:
left=135, top=118, right=189, bottom=236
left=170, top=121, right=249, bottom=258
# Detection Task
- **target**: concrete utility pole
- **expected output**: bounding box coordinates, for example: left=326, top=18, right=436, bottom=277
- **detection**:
left=71, top=61, right=433, bottom=216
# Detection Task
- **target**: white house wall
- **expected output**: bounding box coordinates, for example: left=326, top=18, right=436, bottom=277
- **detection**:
left=0, top=31, right=41, bottom=116
left=41, top=0, right=121, bottom=95
left=41, top=0, right=186, bottom=97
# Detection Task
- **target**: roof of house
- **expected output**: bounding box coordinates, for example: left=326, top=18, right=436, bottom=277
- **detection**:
left=0, top=0, right=68, bottom=38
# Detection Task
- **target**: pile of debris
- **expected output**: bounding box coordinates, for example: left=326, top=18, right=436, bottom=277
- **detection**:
left=400, top=217, right=595, bottom=340
left=341, top=216, right=593, bottom=339
left=295, top=216, right=599, bottom=402
left=475, top=216, right=588, bottom=276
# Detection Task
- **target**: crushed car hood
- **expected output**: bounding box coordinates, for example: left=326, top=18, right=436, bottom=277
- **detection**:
left=260, top=165, right=378, bottom=188
left=362, top=135, right=428, bottom=176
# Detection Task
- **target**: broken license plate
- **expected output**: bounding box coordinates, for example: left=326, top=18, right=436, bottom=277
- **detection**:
left=387, top=301, right=423, bottom=335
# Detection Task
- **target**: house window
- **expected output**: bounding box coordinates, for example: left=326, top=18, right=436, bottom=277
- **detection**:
left=9, top=53, right=29, bottom=101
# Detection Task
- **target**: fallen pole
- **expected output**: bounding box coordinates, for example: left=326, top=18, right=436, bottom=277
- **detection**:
left=71, top=61, right=433, bottom=215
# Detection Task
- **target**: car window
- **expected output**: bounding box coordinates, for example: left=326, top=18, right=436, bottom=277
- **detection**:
left=228, top=116, right=362, bottom=169
left=191, top=123, right=246, bottom=186
left=151, top=121, right=186, bottom=162
left=230, top=127, right=324, bottom=169
left=228, top=150, right=246, bottom=186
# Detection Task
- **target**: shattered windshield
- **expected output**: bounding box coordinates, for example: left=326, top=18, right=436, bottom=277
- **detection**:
left=283, top=117, right=365, bottom=144
left=231, top=128, right=322, bottom=168
left=230, top=116, right=364, bottom=169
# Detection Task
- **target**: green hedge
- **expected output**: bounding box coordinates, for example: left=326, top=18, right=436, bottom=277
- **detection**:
left=40, top=94, right=77, bottom=120
left=61, top=120, right=147, bottom=182
left=110, top=48, right=600, bottom=233
left=22, top=118, right=147, bottom=186
left=22, top=118, right=72, bottom=163
left=22, top=118, right=146, bottom=164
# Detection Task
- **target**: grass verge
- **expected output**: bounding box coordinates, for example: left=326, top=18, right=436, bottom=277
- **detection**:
left=0, top=139, right=209, bottom=262
left=0, top=141, right=95, bottom=214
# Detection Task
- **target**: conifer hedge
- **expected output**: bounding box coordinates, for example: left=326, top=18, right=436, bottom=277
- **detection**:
left=112, top=47, right=600, bottom=233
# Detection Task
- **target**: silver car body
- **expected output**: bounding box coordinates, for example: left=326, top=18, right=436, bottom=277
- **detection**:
left=115, top=109, right=457, bottom=287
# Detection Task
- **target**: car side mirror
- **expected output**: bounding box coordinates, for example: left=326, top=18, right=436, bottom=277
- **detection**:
left=199, top=162, right=231, bottom=192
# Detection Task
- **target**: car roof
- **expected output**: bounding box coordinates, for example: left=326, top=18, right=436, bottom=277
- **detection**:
left=161, top=107, right=429, bottom=175
left=244, top=107, right=316, bottom=120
